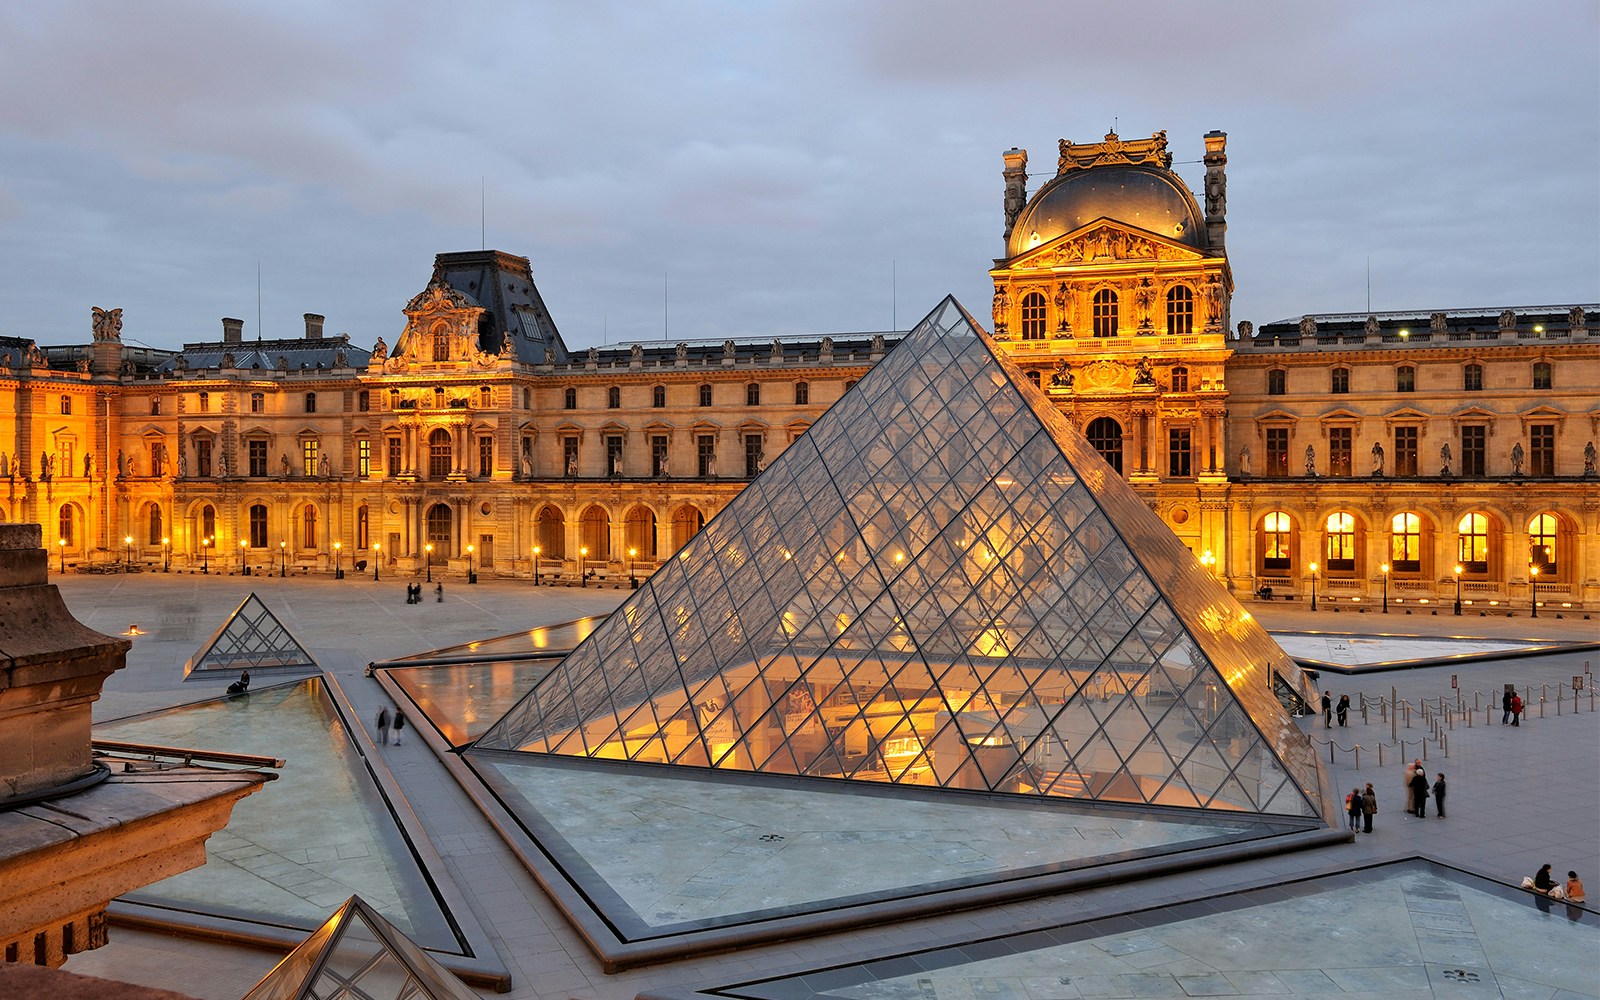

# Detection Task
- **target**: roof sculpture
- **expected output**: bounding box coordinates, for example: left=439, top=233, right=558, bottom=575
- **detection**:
left=475, top=297, right=1329, bottom=820
left=183, top=592, right=319, bottom=677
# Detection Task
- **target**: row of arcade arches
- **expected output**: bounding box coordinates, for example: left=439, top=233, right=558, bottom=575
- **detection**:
left=1257, top=509, right=1575, bottom=580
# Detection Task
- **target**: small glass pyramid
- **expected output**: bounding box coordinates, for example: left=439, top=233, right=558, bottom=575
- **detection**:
left=184, top=592, right=319, bottom=675
left=242, top=895, right=478, bottom=1000
left=474, top=297, right=1327, bottom=819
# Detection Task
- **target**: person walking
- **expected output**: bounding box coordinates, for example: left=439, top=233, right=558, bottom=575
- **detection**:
left=1322, top=691, right=1333, bottom=729
left=1409, top=767, right=1430, bottom=818
left=1336, top=694, right=1350, bottom=727
left=1431, top=772, right=1446, bottom=818
left=393, top=709, right=406, bottom=746
left=1511, top=692, right=1523, bottom=726
left=376, top=706, right=391, bottom=746
left=1502, top=689, right=1513, bottom=724
left=1361, top=783, right=1377, bottom=833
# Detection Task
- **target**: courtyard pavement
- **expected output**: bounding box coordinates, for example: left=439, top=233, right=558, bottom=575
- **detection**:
left=52, top=571, right=1600, bottom=1000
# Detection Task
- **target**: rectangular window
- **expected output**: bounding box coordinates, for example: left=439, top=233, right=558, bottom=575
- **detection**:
left=251, top=392, right=264, bottom=413
left=1464, top=365, right=1484, bottom=391
left=1396, top=367, right=1415, bottom=392
left=151, top=397, right=162, bottom=416
left=746, top=383, right=761, bottom=406
left=195, top=438, right=213, bottom=477
left=198, top=393, right=210, bottom=413
left=1167, top=428, right=1192, bottom=478
left=744, top=433, right=764, bottom=477
left=305, top=392, right=317, bottom=413
left=61, top=395, right=72, bottom=415
left=387, top=437, right=401, bottom=476
left=605, top=435, right=624, bottom=476
left=1330, top=368, right=1350, bottom=394
left=1393, top=427, right=1418, bottom=477
left=302, top=439, right=319, bottom=477
left=357, top=390, right=370, bottom=412
left=651, top=435, right=669, bottom=477
left=1529, top=424, right=1555, bottom=476
left=1461, top=425, right=1486, bottom=477
left=248, top=440, right=268, bottom=477
left=1267, top=370, right=1286, bottom=395
left=358, top=439, right=371, bottom=478
left=563, top=436, right=579, bottom=476
left=1328, top=427, right=1352, bottom=477
left=357, top=507, right=369, bottom=549
left=478, top=436, right=493, bottom=477
left=1266, top=428, right=1289, bottom=478
left=249, top=507, right=268, bottom=549
left=697, top=434, right=716, bottom=477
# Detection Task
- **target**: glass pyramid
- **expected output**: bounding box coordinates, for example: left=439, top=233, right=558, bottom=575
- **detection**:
left=474, top=297, right=1328, bottom=820
left=184, top=592, right=319, bottom=676
left=243, top=895, right=479, bottom=1000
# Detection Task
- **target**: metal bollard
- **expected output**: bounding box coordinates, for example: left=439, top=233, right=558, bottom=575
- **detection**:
left=1442, top=734, right=1448, bottom=758
left=1378, top=742, right=1385, bottom=768
left=1540, top=697, right=1546, bottom=719
left=1474, top=690, right=1480, bottom=712
left=1354, top=745, right=1361, bottom=770
left=1404, top=701, right=1412, bottom=729
left=1422, top=739, right=1428, bottom=761
left=1329, top=741, right=1336, bottom=764
left=1557, top=688, right=1563, bottom=716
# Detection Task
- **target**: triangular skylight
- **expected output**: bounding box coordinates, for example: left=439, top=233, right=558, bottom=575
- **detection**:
left=474, top=297, right=1328, bottom=820
left=184, top=592, right=318, bottom=676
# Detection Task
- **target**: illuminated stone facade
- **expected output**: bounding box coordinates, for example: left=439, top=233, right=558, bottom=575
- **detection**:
left=1, top=134, right=1595, bottom=611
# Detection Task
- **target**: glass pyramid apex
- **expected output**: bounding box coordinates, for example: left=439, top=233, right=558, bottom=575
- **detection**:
left=474, top=296, right=1330, bottom=821
left=184, top=592, right=319, bottom=676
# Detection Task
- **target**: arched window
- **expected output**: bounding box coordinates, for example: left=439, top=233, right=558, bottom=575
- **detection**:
left=1085, top=417, right=1123, bottom=473
left=304, top=392, right=317, bottom=413
left=479, top=386, right=492, bottom=408
left=147, top=504, right=164, bottom=546
left=607, top=386, right=621, bottom=408
left=794, top=381, right=810, bottom=405
left=198, top=392, right=210, bottom=413
left=1390, top=513, right=1422, bottom=571
left=426, top=504, right=451, bottom=560
left=1170, top=366, right=1189, bottom=393
left=302, top=505, right=318, bottom=548
left=580, top=506, right=610, bottom=559
left=356, top=505, right=369, bottom=549
left=432, top=386, right=445, bottom=407
left=200, top=504, right=216, bottom=543
left=58, top=504, right=75, bottom=547
left=1165, top=285, right=1193, bottom=335
left=1092, top=289, right=1118, bottom=338
left=250, top=392, right=264, bottom=413
left=428, top=428, right=453, bottom=478
left=563, top=387, right=577, bottom=409
left=1020, top=292, right=1047, bottom=340
left=746, top=382, right=761, bottom=406
left=1325, top=512, right=1356, bottom=570
left=1528, top=513, right=1558, bottom=573
left=1396, top=366, right=1415, bottom=392
left=248, top=504, right=267, bottom=548
left=651, top=385, right=666, bottom=408
left=1532, top=362, right=1552, bottom=390
left=1267, top=369, right=1286, bottom=395
left=1457, top=513, right=1489, bottom=572
left=672, top=504, right=704, bottom=552
left=1262, top=512, right=1292, bottom=570
left=625, top=505, right=657, bottom=559
left=431, top=322, right=450, bottom=362
left=537, top=505, right=565, bottom=559
left=698, top=384, right=713, bottom=407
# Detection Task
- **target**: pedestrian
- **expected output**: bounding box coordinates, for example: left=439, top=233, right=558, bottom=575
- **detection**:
left=1361, top=783, right=1376, bottom=833
left=435, top=582, right=443, bottom=603
left=1502, top=689, right=1513, bottom=724
left=1511, top=692, right=1523, bottom=726
left=1432, top=772, right=1446, bottom=818
left=393, top=709, right=406, bottom=746
left=1346, top=788, right=1362, bottom=832
left=1322, top=691, right=1332, bottom=729
left=1403, top=761, right=1417, bottom=815
left=1336, top=694, right=1350, bottom=727
left=376, top=706, right=391, bottom=745
left=1409, top=767, right=1429, bottom=818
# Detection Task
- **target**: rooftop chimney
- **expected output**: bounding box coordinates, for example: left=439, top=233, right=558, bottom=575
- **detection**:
left=222, top=317, right=244, bottom=344
left=304, top=313, right=325, bottom=339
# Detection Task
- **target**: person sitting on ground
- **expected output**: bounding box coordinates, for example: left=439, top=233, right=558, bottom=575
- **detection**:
left=1532, top=864, right=1557, bottom=895
left=1566, top=871, right=1586, bottom=903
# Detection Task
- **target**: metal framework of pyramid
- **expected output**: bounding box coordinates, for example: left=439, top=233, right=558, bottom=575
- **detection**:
left=242, top=895, right=479, bottom=1000
left=475, top=297, right=1329, bottom=820
left=184, top=592, right=319, bottom=676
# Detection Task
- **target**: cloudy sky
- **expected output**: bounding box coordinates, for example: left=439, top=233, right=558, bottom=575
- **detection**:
left=2, top=1, right=1595, bottom=353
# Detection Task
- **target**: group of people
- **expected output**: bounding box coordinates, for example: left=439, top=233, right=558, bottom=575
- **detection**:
left=1343, top=783, right=1378, bottom=832
left=375, top=705, right=406, bottom=745
left=1320, top=691, right=1352, bottom=728
left=1403, top=760, right=1445, bottom=818
left=1527, top=864, right=1586, bottom=903
left=1501, top=689, right=1525, bottom=725
left=404, top=582, right=443, bottom=604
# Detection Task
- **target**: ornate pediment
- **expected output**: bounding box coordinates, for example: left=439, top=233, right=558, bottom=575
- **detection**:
left=1080, top=359, right=1130, bottom=393
left=1011, top=222, right=1205, bottom=270
left=391, top=270, right=486, bottom=368
left=1057, top=130, right=1172, bottom=174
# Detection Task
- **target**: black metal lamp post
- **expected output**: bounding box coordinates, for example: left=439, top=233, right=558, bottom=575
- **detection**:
left=533, top=545, right=541, bottom=586
left=373, top=542, right=381, bottom=581
left=334, top=541, right=342, bottom=579
left=124, top=535, right=133, bottom=567
left=467, top=544, right=476, bottom=584
left=279, top=540, right=287, bottom=577
left=58, top=538, right=66, bottom=574
left=425, top=543, right=433, bottom=583
left=579, top=545, right=588, bottom=588
left=239, top=540, right=248, bottom=575
left=628, top=547, right=637, bottom=589
left=202, top=537, right=210, bottom=574
left=162, top=536, right=170, bottom=573
left=1453, top=564, right=1463, bottom=615
left=1309, top=561, right=1318, bottom=611
left=1380, top=562, right=1389, bottom=613
left=1530, top=564, right=1539, bottom=618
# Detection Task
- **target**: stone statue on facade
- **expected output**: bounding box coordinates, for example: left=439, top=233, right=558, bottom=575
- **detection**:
left=566, top=455, right=578, bottom=478
left=1511, top=441, right=1524, bottom=476
left=116, top=450, right=126, bottom=478
left=544, top=347, right=556, bottom=366
left=1298, top=315, right=1317, bottom=338
left=1236, top=320, right=1252, bottom=340
left=1049, top=359, right=1072, bottom=389
left=83, top=453, right=92, bottom=478
left=127, top=454, right=139, bottom=477
left=177, top=451, right=188, bottom=477
left=1134, top=278, right=1155, bottom=329
left=1439, top=443, right=1452, bottom=477
left=40, top=451, right=52, bottom=482
left=0, top=452, right=8, bottom=478
left=217, top=451, right=228, bottom=477
left=1584, top=441, right=1597, bottom=476
left=91, top=306, right=123, bottom=342
left=1238, top=446, right=1251, bottom=477
left=1304, top=445, right=1316, bottom=477
left=319, top=454, right=331, bottom=478
left=1430, top=312, right=1449, bottom=335
left=1364, top=315, right=1380, bottom=338
left=1133, top=357, right=1156, bottom=387
left=1570, top=305, right=1589, bottom=336
left=281, top=453, right=291, bottom=477
left=675, top=342, right=688, bottom=364
left=631, top=343, right=644, bottom=364
left=521, top=451, right=534, bottom=478
left=1370, top=441, right=1384, bottom=476
left=1054, top=283, right=1070, bottom=333
left=1498, top=309, right=1517, bottom=332
left=992, top=286, right=1010, bottom=336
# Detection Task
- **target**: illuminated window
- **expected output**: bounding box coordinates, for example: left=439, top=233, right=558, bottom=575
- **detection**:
left=1262, top=511, right=1292, bottom=570
left=1532, top=361, right=1551, bottom=390
left=1086, top=417, right=1123, bottom=474
left=1396, top=366, right=1415, bottom=392
left=1020, top=292, right=1047, bottom=340
left=1457, top=513, right=1488, bottom=571
left=1390, top=512, right=1421, bottom=571
left=1165, top=285, right=1193, bottom=335
left=1091, top=289, right=1118, bottom=338
left=301, top=438, right=319, bottom=477
left=1463, top=363, right=1483, bottom=391
left=428, top=428, right=452, bottom=478
left=1267, top=369, right=1286, bottom=395
left=302, top=505, right=317, bottom=548
left=1528, top=513, right=1557, bottom=574
left=357, top=439, right=370, bottom=478
left=200, top=504, right=216, bottom=542
left=1325, top=512, right=1356, bottom=570
left=431, top=322, right=449, bottom=361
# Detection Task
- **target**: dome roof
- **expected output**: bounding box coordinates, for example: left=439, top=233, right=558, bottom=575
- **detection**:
left=1007, top=164, right=1204, bottom=259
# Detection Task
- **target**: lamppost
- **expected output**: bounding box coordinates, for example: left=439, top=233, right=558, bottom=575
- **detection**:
left=202, top=536, right=211, bottom=574
left=533, top=545, right=541, bottom=586
left=1380, top=563, right=1390, bottom=613
left=1200, top=549, right=1216, bottom=579
left=239, top=539, right=248, bottom=575
left=1308, top=561, right=1318, bottom=611
left=628, top=547, right=638, bottom=589
left=372, top=542, right=381, bottom=581
left=58, top=537, right=66, bottom=574
left=1529, top=564, right=1540, bottom=618
left=579, top=545, right=589, bottom=588
left=124, top=535, right=133, bottom=567
left=334, top=541, right=342, bottom=579
left=467, top=544, right=476, bottom=584
left=425, top=543, right=433, bottom=583
left=162, top=536, right=170, bottom=573
left=1453, top=563, right=1463, bottom=615
left=279, top=540, right=287, bottom=577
